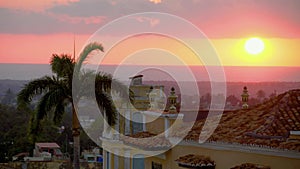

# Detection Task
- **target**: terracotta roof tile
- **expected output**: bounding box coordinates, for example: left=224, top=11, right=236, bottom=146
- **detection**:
left=175, top=154, right=215, bottom=168
left=122, top=132, right=171, bottom=150
left=171, top=89, right=300, bottom=151
left=230, top=163, right=270, bottom=169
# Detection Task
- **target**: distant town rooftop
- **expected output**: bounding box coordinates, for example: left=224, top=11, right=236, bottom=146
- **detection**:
left=129, top=75, right=143, bottom=79
left=36, top=142, right=60, bottom=148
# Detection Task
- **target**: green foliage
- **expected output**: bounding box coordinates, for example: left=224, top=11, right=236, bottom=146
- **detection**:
left=17, top=75, right=70, bottom=136
left=80, top=130, right=98, bottom=152
left=16, top=42, right=129, bottom=168
left=0, top=104, right=32, bottom=162
left=17, top=43, right=128, bottom=134
left=51, top=54, right=74, bottom=79
left=75, top=42, right=104, bottom=75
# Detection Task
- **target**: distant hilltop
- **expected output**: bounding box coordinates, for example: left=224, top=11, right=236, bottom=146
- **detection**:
left=1, top=63, right=300, bottom=82
left=1, top=63, right=300, bottom=98
left=1, top=79, right=300, bottom=106
left=0, top=64, right=52, bottom=80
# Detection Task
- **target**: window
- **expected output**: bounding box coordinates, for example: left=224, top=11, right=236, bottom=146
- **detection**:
left=133, top=154, right=144, bottom=169
left=87, top=156, right=95, bottom=162
left=106, top=152, right=110, bottom=169
left=124, top=150, right=130, bottom=169
left=132, top=112, right=143, bottom=134
left=152, top=162, right=162, bottom=169
left=114, top=150, right=119, bottom=169
left=125, top=111, right=131, bottom=135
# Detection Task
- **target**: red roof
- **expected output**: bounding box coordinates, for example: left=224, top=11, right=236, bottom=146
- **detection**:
left=122, top=132, right=172, bottom=150
left=175, top=154, right=215, bottom=168
left=36, top=142, right=60, bottom=148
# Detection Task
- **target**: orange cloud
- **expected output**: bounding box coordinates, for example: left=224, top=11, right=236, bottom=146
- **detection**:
left=0, top=0, right=79, bottom=12
left=149, top=0, right=162, bottom=4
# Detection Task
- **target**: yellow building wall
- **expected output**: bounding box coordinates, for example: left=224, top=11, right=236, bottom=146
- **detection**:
left=169, top=118, right=176, bottom=126
left=146, top=117, right=165, bottom=134
left=105, top=97, right=300, bottom=169
left=145, top=115, right=182, bottom=135
left=119, top=155, right=124, bottom=168
left=111, top=154, right=114, bottom=169
left=166, top=145, right=300, bottom=169
left=145, top=153, right=170, bottom=169
left=104, top=142, right=300, bottom=169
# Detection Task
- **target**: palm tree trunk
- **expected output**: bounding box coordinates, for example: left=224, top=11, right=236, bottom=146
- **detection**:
left=72, top=106, right=80, bottom=169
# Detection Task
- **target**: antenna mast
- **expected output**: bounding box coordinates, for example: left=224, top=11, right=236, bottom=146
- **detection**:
left=73, top=34, right=76, bottom=61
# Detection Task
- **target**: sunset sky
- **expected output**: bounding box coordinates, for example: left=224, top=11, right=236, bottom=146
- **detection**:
left=0, top=0, right=299, bottom=66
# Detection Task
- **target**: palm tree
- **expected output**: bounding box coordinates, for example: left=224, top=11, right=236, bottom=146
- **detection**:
left=17, top=42, right=128, bottom=169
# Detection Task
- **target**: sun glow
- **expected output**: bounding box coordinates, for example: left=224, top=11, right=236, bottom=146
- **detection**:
left=245, top=37, right=265, bottom=55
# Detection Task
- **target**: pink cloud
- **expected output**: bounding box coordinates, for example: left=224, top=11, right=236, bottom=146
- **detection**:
left=0, top=33, right=89, bottom=64
left=48, top=13, right=106, bottom=24
left=0, top=0, right=79, bottom=12
left=134, top=16, right=160, bottom=27
left=110, top=1, right=117, bottom=6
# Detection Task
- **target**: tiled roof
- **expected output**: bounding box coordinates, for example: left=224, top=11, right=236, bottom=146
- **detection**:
left=230, top=163, right=270, bottom=169
left=172, top=89, right=300, bottom=151
left=126, top=131, right=156, bottom=138
left=122, top=131, right=171, bottom=150
left=251, top=90, right=300, bottom=137
left=175, top=154, right=215, bottom=168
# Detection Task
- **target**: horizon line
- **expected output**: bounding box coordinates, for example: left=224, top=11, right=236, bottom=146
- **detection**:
left=0, top=63, right=300, bottom=68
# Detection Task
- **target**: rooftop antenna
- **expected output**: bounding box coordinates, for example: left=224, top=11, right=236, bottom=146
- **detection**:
left=73, top=34, right=76, bottom=61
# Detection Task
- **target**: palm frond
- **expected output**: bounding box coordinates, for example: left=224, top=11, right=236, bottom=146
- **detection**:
left=36, top=92, right=52, bottom=120
left=29, top=85, right=69, bottom=136
left=17, top=76, right=60, bottom=109
left=95, top=72, right=112, bottom=92
left=96, top=72, right=134, bottom=103
left=36, top=86, right=68, bottom=121
left=95, top=92, right=117, bottom=126
left=72, top=70, right=96, bottom=102
left=53, top=102, right=65, bottom=124
left=75, top=42, right=104, bottom=75
left=51, top=54, right=74, bottom=78
left=29, top=110, right=41, bottom=136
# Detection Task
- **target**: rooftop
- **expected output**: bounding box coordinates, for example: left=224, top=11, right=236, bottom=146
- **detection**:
left=122, top=131, right=171, bottom=150
left=172, top=89, right=300, bottom=152
left=36, top=142, right=60, bottom=148
left=175, top=154, right=215, bottom=168
left=230, top=163, right=270, bottom=169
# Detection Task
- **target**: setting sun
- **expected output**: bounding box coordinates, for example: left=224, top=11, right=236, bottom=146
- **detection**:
left=245, top=37, right=265, bottom=55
